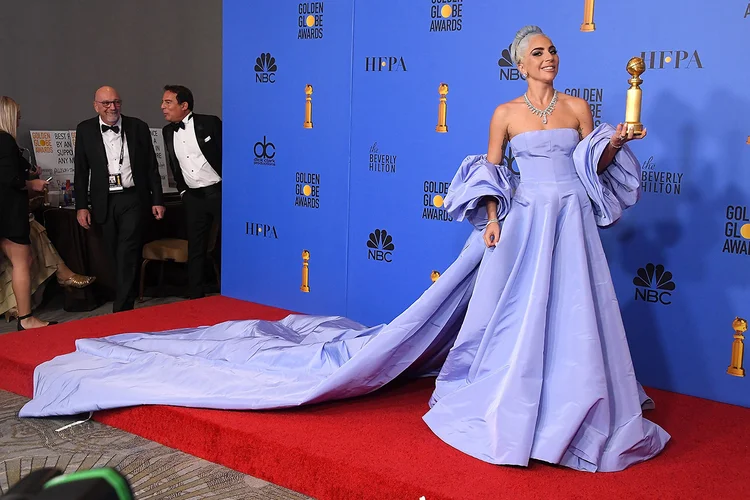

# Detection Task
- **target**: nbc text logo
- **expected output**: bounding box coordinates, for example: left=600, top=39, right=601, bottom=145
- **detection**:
left=298, top=2, right=324, bottom=39
left=367, top=229, right=394, bottom=262
left=423, top=180, right=453, bottom=222
left=295, top=172, right=320, bottom=209
left=429, top=0, right=463, bottom=32
left=255, top=53, right=277, bottom=83
left=369, top=142, right=397, bottom=173
left=722, top=205, right=750, bottom=255
left=498, top=44, right=526, bottom=81
left=365, top=57, right=407, bottom=72
left=641, top=156, right=682, bottom=195
left=640, top=50, right=703, bottom=70
left=633, top=264, right=675, bottom=305
left=564, top=88, right=604, bottom=127
left=253, top=136, right=276, bottom=166
left=246, top=222, right=279, bottom=239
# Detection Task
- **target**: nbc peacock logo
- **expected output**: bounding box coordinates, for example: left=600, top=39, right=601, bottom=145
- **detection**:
left=633, top=263, right=675, bottom=305
left=497, top=44, right=526, bottom=82
left=255, top=53, right=277, bottom=84
left=367, top=229, right=395, bottom=263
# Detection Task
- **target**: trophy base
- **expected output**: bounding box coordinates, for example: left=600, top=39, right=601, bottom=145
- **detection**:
left=300, top=286, right=310, bottom=292
left=727, top=366, right=745, bottom=377
left=580, top=22, right=595, bottom=32
left=435, top=125, right=448, bottom=133
left=303, top=123, right=313, bottom=129
left=625, top=123, right=644, bottom=137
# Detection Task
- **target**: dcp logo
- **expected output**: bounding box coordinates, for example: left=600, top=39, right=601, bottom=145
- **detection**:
left=253, top=136, right=276, bottom=166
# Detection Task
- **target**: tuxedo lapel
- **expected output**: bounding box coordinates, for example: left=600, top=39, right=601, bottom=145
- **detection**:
left=193, top=115, right=209, bottom=157
left=93, top=120, right=109, bottom=172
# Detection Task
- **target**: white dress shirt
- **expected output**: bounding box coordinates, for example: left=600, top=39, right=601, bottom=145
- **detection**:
left=173, top=113, right=222, bottom=189
left=99, top=116, right=134, bottom=188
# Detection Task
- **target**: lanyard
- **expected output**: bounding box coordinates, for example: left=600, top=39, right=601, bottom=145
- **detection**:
left=117, top=127, right=125, bottom=173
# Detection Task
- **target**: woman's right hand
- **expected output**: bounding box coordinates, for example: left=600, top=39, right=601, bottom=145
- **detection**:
left=484, top=221, right=500, bottom=247
left=26, top=179, right=49, bottom=192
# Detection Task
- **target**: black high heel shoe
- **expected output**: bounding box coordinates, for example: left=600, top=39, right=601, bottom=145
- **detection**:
left=17, top=313, right=58, bottom=331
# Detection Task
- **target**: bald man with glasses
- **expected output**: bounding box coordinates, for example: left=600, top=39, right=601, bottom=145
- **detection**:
left=74, top=86, right=165, bottom=313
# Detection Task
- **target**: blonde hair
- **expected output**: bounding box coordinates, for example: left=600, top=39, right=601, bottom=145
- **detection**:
left=0, top=96, right=19, bottom=138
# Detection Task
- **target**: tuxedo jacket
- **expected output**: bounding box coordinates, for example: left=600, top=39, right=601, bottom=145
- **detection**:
left=162, top=113, right=222, bottom=194
left=74, top=115, right=164, bottom=224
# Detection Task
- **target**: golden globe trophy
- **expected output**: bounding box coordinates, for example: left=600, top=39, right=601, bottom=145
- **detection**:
left=431, top=270, right=441, bottom=283
left=727, top=317, right=746, bottom=377
left=300, top=250, right=310, bottom=292
left=581, top=0, right=596, bottom=32
left=304, top=84, right=314, bottom=129
left=436, top=83, right=449, bottom=133
left=625, top=57, right=646, bottom=137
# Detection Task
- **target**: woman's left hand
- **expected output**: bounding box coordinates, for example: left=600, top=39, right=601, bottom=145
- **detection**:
left=610, top=123, right=648, bottom=149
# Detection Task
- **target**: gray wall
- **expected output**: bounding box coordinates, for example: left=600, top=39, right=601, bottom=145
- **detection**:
left=0, top=0, right=222, bottom=152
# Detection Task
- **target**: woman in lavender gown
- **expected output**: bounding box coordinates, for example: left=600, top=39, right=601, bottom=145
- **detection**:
left=20, top=25, right=669, bottom=472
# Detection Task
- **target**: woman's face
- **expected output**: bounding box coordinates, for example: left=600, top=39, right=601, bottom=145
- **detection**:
left=519, top=35, right=559, bottom=83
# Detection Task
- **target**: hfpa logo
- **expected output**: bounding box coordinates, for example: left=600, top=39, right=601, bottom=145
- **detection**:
left=633, top=263, right=675, bottom=305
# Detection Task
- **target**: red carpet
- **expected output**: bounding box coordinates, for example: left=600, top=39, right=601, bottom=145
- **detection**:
left=0, top=296, right=748, bottom=499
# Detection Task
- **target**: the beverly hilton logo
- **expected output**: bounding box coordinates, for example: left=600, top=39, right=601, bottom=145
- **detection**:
left=423, top=180, right=453, bottom=222
left=641, top=156, right=682, bottom=195
left=367, top=229, right=394, bottom=263
left=429, top=0, right=463, bottom=32
left=581, top=0, right=595, bottom=32
left=298, top=2, right=324, bottom=39
left=295, top=172, right=320, bottom=209
left=255, top=53, right=277, bottom=83
left=369, top=142, right=396, bottom=173
left=723, top=205, right=750, bottom=255
left=498, top=45, right=526, bottom=81
left=633, top=263, right=675, bottom=305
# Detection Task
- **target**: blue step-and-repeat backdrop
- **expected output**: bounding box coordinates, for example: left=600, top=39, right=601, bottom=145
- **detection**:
left=223, top=0, right=750, bottom=408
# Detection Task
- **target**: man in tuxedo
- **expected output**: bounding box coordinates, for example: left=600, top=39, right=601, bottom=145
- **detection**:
left=161, top=85, right=222, bottom=299
left=74, top=86, right=165, bottom=312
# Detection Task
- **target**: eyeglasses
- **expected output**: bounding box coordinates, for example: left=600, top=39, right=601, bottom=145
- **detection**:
left=96, top=100, right=123, bottom=108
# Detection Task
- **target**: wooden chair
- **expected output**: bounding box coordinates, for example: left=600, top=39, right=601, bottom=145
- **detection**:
left=138, top=222, right=220, bottom=301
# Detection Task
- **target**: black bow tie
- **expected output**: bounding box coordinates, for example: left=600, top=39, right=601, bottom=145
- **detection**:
left=101, top=124, right=120, bottom=134
left=171, top=121, right=186, bottom=132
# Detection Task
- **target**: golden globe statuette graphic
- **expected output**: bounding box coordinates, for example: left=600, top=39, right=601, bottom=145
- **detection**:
left=624, top=57, right=646, bottom=137
left=581, top=0, right=596, bottom=32
left=431, top=270, right=441, bottom=283
left=727, top=317, right=746, bottom=377
left=304, top=84, right=314, bottom=129
left=746, top=135, right=750, bottom=145
left=436, top=83, right=449, bottom=133
left=300, top=250, right=310, bottom=292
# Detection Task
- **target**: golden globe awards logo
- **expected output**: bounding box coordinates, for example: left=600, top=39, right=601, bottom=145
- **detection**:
left=564, top=88, right=604, bottom=126
left=423, top=181, right=452, bottom=222
left=723, top=205, right=750, bottom=255
left=429, top=0, right=463, bottom=32
left=298, top=2, right=323, bottom=39
left=369, top=142, right=397, bottom=173
left=641, top=156, right=682, bottom=195
left=295, top=172, right=320, bottom=209
left=497, top=44, right=526, bottom=81
left=640, top=50, right=703, bottom=69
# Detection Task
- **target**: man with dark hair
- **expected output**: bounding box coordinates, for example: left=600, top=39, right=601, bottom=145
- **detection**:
left=75, top=86, right=165, bottom=313
left=161, top=85, right=222, bottom=299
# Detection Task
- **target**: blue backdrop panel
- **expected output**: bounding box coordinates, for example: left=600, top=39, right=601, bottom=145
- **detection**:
left=224, top=0, right=750, bottom=408
left=223, top=0, right=353, bottom=314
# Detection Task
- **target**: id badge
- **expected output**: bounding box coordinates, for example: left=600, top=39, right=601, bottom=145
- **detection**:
left=108, top=173, right=124, bottom=192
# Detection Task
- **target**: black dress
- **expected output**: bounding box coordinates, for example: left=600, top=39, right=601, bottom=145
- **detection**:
left=0, top=131, right=31, bottom=245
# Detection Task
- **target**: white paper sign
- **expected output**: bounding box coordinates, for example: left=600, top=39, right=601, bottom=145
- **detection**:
left=30, top=130, right=75, bottom=191
left=150, top=128, right=178, bottom=193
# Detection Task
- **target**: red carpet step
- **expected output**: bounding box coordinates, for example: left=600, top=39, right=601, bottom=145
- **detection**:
left=0, top=296, right=748, bottom=499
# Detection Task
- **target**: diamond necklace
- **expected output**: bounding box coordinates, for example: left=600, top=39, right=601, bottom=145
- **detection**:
left=523, top=90, right=558, bottom=124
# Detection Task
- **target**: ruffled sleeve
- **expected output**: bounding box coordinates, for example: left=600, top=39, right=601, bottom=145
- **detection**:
left=443, top=154, right=515, bottom=231
left=573, top=123, right=641, bottom=227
